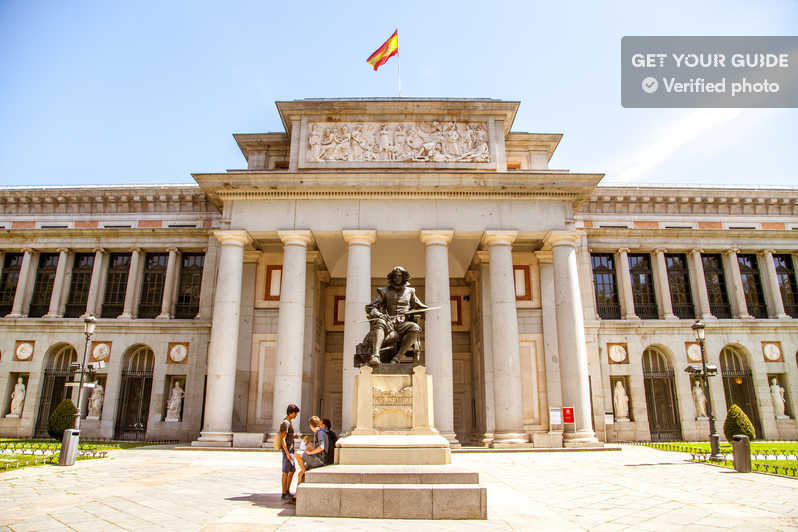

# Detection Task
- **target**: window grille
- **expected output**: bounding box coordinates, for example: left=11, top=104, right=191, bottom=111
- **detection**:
left=629, top=254, right=657, bottom=319
left=701, top=254, right=731, bottom=318
left=137, top=253, right=168, bottom=319
left=64, top=253, right=94, bottom=318
left=737, top=254, right=766, bottom=318
left=174, top=253, right=204, bottom=319
left=0, top=253, right=23, bottom=315
left=29, top=253, right=59, bottom=317
left=591, top=254, right=620, bottom=319
left=665, top=254, right=694, bottom=319
left=101, top=253, right=131, bottom=318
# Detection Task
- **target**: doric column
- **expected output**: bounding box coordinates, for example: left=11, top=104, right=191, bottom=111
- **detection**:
left=157, top=247, right=180, bottom=319
left=271, top=230, right=313, bottom=434
left=8, top=248, right=35, bottom=318
left=341, top=230, right=376, bottom=434
left=194, top=230, right=251, bottom=446
left=652, top=248, right=677, bottom=320
left=688, top=249, right=713, bottom=320
left=535, top=250, right=563, bottom=414
left=84, top=248, right=106, bottom=317
left=759, top=250, right=789, bottom=319
left=546, top=231, right=599, bottom=447
left=483, top=230, right=525, bottom=445
left=119, top=248, right=143, bottom=319
left=722, top=249, right=751, bottom=319
left=420, top=229, right=457, bottom=444
left=476, top=251, right=495, bottom=443
left=44, top=248, right=70, bottom=318
left=615, top=248, right=638, bottom=319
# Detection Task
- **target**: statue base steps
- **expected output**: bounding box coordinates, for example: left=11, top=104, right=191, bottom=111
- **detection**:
left=296, top=464, right=486, bottom=519
left=336, top=434, right=451, bottom=465
left=191, top=431, right=232, bottom=447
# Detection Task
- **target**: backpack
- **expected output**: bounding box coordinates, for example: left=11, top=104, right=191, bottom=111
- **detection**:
left=324, top=428, right=337, bottom=465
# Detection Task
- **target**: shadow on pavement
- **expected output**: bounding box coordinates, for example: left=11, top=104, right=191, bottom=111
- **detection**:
left=226, top=492, right=295, bottom=516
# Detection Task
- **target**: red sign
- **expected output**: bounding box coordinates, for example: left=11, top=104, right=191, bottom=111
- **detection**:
left=562, top=407, right=575, bottom=424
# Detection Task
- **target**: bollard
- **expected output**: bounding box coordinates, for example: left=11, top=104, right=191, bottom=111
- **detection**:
left=731, top=434, right=751, bottom=473
left=58, top=429, right=80, bottom=466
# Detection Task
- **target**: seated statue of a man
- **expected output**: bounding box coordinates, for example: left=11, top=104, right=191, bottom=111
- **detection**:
left=362, top=266, right=428, bottom=366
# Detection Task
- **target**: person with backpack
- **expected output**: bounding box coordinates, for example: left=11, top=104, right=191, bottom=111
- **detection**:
left=295, top=416, right=329, bottom=485
left=322, top=418, right=337, bottom=465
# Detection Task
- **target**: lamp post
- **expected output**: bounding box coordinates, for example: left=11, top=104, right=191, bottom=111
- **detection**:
left=691, top=319, right=722, bottom=460
left=74, top=315, right=97, bottom=432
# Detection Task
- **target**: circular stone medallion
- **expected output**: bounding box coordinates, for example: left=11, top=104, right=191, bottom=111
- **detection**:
left=687, top=344, right=702, bottom=362
left=92, top=343, right=110, bottom=361
left=609, top=344, right=627, bottom=363
left=169, top=344, right=187, bottom=363
left=15, top=342, right=33, bottom=361
left=763, top=343, right=781, bottom=362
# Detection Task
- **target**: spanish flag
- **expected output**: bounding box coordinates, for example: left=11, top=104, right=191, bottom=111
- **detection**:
left=367, top=30, right=398, bottom=71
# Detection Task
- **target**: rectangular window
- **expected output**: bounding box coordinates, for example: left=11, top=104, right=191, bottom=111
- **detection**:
left=138, top=253, right=169, bottom=318
left=702, top=254, right=731, bottom=318
left=64, top=253, right=95, bottom=318
left=629, top=253, right=658, bottom=319
left=174, top=252, right=204, bottom=319
left=0, top=253, right=23, bottom=315
left=737, top=254, right=766, bottom=318
left=265, top=265, right=282, bottom=300
left=29, top=253, right=59, bottom=317
left=591, top=253, right=621, bottom=319
left=101, top=253, right=131, bottom=318
left=513, top=265, right=531, bottom=300
left=665, top=254, right=694, bottom=319
left=774, top=254, right=798, bottom=318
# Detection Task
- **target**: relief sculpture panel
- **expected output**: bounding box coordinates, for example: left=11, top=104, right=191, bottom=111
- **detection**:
left=306, top=121, right=491, bottom=163
left=372, top=375, right=413, bottom=430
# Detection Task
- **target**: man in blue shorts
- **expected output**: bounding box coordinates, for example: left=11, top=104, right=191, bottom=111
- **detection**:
left=279, top=404, right=299, bottom=504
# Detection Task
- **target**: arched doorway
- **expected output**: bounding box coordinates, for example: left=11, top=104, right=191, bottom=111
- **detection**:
left=115, top=345, right=154, bottom=440
left=720, top=346, right=762, bottom=438
left=35, top=344, right=77, bottom=437
left=642, top=347, right=682, bottom=441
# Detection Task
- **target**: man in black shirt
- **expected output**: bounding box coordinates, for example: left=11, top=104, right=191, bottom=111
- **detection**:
left=279, top=404, right=299, bottom=504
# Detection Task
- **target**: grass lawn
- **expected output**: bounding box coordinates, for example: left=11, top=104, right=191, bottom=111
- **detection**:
left=675, top=441, right=798, bottom=454
left=0, top=439, right=152, bottom=472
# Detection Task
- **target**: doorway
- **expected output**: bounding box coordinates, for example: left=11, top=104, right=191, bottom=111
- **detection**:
left=115, top=346, right=154, bottom=440
left=35, top=344, right=77, bottom=437
left=642, top=347, right=682, bottom=441
left=720, top=346, right=762, bottom=438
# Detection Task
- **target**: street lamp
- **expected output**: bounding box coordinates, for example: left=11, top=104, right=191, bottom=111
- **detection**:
left=691, top=319, right=723, bottom=461
left=58, top=315, right=96, bottom=466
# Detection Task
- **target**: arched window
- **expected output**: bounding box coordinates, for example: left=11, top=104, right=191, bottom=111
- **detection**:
left=720, top=346, right=762, bottom=437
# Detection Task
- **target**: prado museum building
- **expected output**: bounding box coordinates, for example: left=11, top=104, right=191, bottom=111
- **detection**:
left=1, top=98, right=797, bottom=447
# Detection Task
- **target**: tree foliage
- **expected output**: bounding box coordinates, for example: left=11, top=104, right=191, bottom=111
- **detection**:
left=723, top=403, right=756, bottom=442
left=47, top=399, right=77, bottom=440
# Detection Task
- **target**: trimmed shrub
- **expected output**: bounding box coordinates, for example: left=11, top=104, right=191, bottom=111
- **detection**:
left=723, top=403, right=756, bottom=442
left=48, top=399, right=77, bottom=440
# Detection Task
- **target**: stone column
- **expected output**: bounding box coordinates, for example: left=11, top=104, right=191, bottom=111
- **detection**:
left=688, top=249, right=713, bottom=320
left=119, top=248, right=143, bottom=319
left=197, top=237, right=219, bottom=320
left=420, top=230, right=457, bottom=444
left=341, top=230, right=376, bottom=434
left=8, top=248, right=34, bottom=318
left=615, top=248, right=638, bottom=319
left=271, top=230, right=313, bottom=434
left=157, top=247, right=180, bottom=319
left=723, top=249, right=751, bottom=319
left=476, top=252, right=495, bottom=443
left=194, top=230, right=251, bottom=446
left=44, top=248, right=70, bottom=318
left=84, top=248, right=106, bottom=317
left=483, top=230, right=525, bottom=446
left=652, top=248, right=676, bottom=320
left=535, top=250, right=563, bottom=412
left=759, top=250, right=789, bottom=319
left=547, top=231, right=599, bottom=447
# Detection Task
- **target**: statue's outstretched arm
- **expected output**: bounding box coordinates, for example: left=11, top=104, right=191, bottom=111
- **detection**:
left=410, top=288, right=429, bottom=310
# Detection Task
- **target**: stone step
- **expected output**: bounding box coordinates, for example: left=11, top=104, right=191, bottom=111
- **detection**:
left=296, top=482, right=487, bottom=519
left=305, top=464, right=479, bottom=485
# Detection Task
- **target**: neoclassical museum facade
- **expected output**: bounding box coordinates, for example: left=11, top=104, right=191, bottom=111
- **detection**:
left=0, top=98, right=796, bottom=446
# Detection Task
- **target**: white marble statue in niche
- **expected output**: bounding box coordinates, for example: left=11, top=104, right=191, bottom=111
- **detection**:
left=692, top=380, right=708, bottom=418
left=165, top=380, right=185, bottom=422
left=613, top=380, right=630, bottom=421
left=7, top=377, right=26, bottom=418
left=306, top=121, right=490, bottom=163
left=770, top=378, right=787, bottom=418
left=88, top=383, right=104, bottom=419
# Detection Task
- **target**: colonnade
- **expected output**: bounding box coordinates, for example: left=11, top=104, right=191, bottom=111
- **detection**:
left=196, top=229, right=597, bottom=447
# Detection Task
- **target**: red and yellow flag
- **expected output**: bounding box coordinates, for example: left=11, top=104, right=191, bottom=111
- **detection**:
left=366, top=30, right=398, bottom=71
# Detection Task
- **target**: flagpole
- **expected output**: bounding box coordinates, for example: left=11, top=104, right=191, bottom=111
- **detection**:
left=396, top=27, right=402, bottom=97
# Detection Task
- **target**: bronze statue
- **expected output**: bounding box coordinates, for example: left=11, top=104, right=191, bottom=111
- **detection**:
left=355, top=266, right=431, bottom=367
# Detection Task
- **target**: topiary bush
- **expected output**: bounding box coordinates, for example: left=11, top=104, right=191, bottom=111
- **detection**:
left=723, top=403, right=756, bottom=442
left=47, top=399, right=77, bottom=440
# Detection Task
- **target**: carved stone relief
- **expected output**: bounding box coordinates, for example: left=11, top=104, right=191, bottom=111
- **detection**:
left=306, top=121, right=491, bottom=163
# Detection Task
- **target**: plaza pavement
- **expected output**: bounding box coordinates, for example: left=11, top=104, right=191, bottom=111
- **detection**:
left=0, top=444, right=796, bottom=531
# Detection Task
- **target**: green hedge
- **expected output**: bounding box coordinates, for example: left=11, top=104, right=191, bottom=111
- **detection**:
left=47, top=399, right=77, bottom=441
left=723, top=403, right=756, bottom=442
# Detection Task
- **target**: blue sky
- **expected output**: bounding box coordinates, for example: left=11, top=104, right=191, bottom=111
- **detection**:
left=0, top=1, right=796, bottom=187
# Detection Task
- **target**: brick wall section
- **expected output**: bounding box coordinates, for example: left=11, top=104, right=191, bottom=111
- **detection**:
left=633, top=221, right=659, bottom=229
left=761, top=222, right=785, bottom=230
left=138, top=220, right=163, bottom=228
left=11, top=221, right=35, bottom=229
left=698, top=221, right=722, bottom=229
left=74, top=220, right=99, bottom=228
